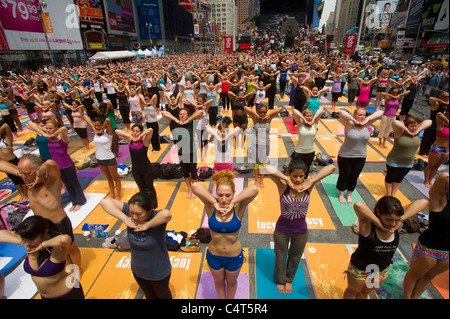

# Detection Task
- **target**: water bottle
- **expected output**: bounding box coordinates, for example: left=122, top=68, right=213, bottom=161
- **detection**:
left=88, top=221, right=95, bottom=237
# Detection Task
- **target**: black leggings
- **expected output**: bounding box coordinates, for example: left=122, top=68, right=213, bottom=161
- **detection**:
left=336, top=156, right=366, bottom=192
left=133, top=273, right=172, bottom=299
left=132, top=168, right=158, bottom=209
left=385, top=164, right=412, bottom=184
left=220, top=92, right=230, bottom=109
left=180, top=152, right=197, bottom=179
left=146, top=121, right=161, bottom=151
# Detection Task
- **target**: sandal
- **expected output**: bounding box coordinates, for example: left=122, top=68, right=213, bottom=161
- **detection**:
left=180, top=243, right=200, bottom=252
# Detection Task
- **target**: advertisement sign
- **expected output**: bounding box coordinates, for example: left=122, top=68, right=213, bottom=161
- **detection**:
left=224, top=36, right=233, bottom=52
left=406, top=0, right=425, bottom=33
left=75, top=0, right=104, bottom=26
left=104, top=0, right=138, bottom=36
left=365, top=0, right=398, bottom=29
left=0, top=0, right=83, bottom=50
left=136, top=0, right=162, bottom=40
left=344, top=34, right=357, bottom=54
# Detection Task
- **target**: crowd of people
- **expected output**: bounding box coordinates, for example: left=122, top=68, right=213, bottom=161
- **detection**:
left=0, top=47, right=448, bottom=300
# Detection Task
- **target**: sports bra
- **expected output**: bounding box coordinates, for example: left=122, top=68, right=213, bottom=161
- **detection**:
left=436, top=126, right=449, bottom=139
left=23, top=255, right=65, bottom=277
left=208, top=209, right=241, bottom=233
left=379, top=78, right=389, bottom=84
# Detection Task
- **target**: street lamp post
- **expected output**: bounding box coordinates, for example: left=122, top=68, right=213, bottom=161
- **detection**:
left=26, top=0, right=55, bottom=68
left=146, top=22, right=153, bottom=45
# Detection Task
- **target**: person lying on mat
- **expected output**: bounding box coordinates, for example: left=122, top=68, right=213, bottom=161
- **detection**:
left=0, top=216, right=84, bottom=299
left=262, top=158, right=335, bottom=294
left=100, top=192, right=173, bottom=299
left=343, top=196, right=428, bottom=299
left=0, top=154, right=82, bottom=272
left=192, top=170, right=258, bottom=299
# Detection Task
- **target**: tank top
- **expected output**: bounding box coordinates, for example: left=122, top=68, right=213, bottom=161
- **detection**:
left=403, top=83, right=419, bottom=101
left=418, top=201, right=449, bottom=251
left=306, top=96, right=320, bottom=116
left=339, top=125, right=370, bottom=158
left=71, top=109, right=87, bottom=129
left=351, top=225, right=400, bottom=271
left=295, top=125, right=316, bottom=154
left=129, top=140, right=152, bottom=172
left=47, top=139, right=74, bottom=169
left=275, top=186, right=310, bottom=234
left=105, top=82, right=116, bottom=94
left=184, top=88, right=195, bottom=104
left=144, top=104, right=158, bottom=123
left=383, top=99, right=400, bottom=117
left=253, top=121, right=270, bottom=146
left=358, top=85, right=371, bottom=103
left=255, top=89, right=266, bottom=104
left=129, top=95, right=141, bottom=112
left=206, top=91, right=218, bottom=106
left=93, top=132, right=114, bottom=160
left=221, top=80, right=230, bottom=93
left=386, top=132, right=421, bottom=166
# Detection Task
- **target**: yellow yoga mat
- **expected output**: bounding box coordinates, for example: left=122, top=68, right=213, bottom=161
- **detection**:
left=167, top=181, right=210, bottom=233
left=304, top=243, right=356, bottom=299
left=315, top=136, right=342, bottom=159
left=320, top=119, right=344, bottom=135
left=358, top=172, right=413, bottom=205
left=84, top=250, right=140, bottom=299
left=168, top=251, right=203, bottom=299
left=80, top=249, right=202, bottom=299
left=270, top=117, right=288, bottom=134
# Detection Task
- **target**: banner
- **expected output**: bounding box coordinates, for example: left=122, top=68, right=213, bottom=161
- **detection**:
left=224, top=36, right=233, bottom=52
left=365, top=0, right=398, bottom=29
left=104, top=0, right=138, bottom=36
left=0, top=0, right=83, bottom=50
left=344, top=34, right=357, bottom=54
left=75, top=0, right=104, bottom=27
left=136, top=0, right=162, bottom=40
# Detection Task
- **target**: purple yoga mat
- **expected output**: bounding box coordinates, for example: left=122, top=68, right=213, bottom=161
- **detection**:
left=93, top=144, right=130, bottom=171
left=195, top=271, right=249, bottom=299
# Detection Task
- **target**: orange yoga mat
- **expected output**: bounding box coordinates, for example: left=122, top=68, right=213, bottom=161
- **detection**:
left=304, top=243, right=356, bottom=299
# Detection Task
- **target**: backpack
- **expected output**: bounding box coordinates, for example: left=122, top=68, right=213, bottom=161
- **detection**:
left=401, top=215, right=421, bottom=233
left=195, top=228, right=211, bottom=243
left=152, top=162, right=161, bottom=179
left=315, top=152, right=331, bottom=166
left=197, top=166, right=213, bottom=181
left=414, top=158, right=427, bottom=171
left=0, top=203, right=29, bottom=231
left=159, top=163, right=183, bottom=179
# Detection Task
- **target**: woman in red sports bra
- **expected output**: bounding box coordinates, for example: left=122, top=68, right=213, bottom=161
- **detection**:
left=424, top=110, right=449, bottom=188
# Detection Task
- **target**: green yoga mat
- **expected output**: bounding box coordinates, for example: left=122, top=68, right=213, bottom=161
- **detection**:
left=375, top=250, right=431, bottom=299
left=255, top=248, right=310, bottom=299
left=320, top=174, right=363, bottom=226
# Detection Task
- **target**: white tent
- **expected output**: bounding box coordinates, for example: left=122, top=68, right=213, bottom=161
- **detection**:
left=89, top=50, right=137, bottom=62
left=143, top=48, right=152, bottom=57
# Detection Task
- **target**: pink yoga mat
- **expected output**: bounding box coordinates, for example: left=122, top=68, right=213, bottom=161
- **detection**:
left=195, top=271, right=249, bottom=299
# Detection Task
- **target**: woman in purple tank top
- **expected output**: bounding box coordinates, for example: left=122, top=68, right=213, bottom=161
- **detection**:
left=45, top=120, right=86, bottom=212
left=264, top=158, right=335, bottom=294
left=379, top=88, right=411, bottom=148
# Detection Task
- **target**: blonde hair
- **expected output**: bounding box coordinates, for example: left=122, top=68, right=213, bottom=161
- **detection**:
left=212, top=170, right=235, bottom=193
left=46, top=119, right=60, bottom=128
left=353, top=107, right=366, bottom=116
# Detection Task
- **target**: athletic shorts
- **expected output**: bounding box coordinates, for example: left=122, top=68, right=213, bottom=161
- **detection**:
left=232, top=114, right=248, bottom=125
left=206, top=249, right=245, bottom=272
left=344, top=261, right=390, bottom=282
left=55, top=215, right=75, bottom=244
left=431, top=144, right=449, bottom=155
left=97, top=158, right=117, bottom=166
left=413, top=240, right=449, bottom=261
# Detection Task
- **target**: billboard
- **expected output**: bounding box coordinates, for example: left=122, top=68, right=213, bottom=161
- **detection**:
left=365, top=0, right=398, bottom=29
left=406, top=0, right=425, bottom=33
left=104, top=0, right=138, bottom=36
left=136, top=0, right=162, bottom=40
left=75, top=0, right=104, bottom=27
left=0, top=0, right=83, bottom=51
left=224, top=36, right=233, bottom=52
left=421, top=0, right=449, bottom=31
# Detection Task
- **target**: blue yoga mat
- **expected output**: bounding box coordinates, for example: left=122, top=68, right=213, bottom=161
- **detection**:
left=0, top=243, right=27, bottom=275
left=255, top=248, right=309, bottom=299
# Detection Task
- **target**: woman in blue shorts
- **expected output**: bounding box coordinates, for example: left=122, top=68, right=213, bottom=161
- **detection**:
left=192, top=170, right=258, bottom=299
